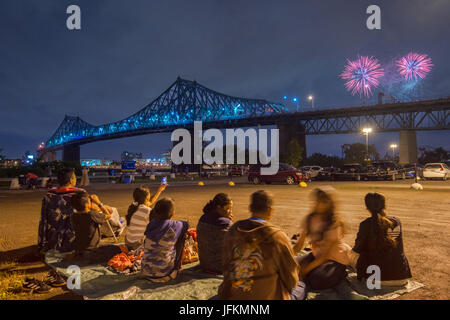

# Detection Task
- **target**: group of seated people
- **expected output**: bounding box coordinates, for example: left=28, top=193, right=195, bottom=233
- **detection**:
left=34, top=167, right=412, bottom=299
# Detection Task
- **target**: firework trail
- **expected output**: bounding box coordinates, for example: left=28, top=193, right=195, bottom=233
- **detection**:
left=396, top=52, right=433, bottom=81
left=341, top=56, right=384, bottom=98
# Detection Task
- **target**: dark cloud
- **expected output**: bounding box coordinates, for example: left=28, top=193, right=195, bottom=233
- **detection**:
left=0, top=0, right=449, bottom=159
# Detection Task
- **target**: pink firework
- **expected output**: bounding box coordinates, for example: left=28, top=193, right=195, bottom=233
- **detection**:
left=396, top=52, right=433, bottom=81
left=341, top=56, right=384, bottom=98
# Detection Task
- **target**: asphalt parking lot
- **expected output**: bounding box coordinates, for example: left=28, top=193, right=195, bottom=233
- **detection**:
left=0, top=178, right=449, bottom=299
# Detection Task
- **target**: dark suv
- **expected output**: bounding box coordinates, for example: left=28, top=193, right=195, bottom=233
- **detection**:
left=248, top=163, right=307, bottom=185
left=368, top=161, right=406, bottom=180
left=332, top=164, right=366, bottom=181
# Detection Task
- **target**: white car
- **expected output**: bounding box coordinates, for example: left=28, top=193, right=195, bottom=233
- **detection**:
left=423, top=163, right=449, bottom=181
left=301, top=166, right=323, bottom=179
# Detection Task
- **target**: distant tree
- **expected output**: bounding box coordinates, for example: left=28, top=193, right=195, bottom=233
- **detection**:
left=343, top=143, right=379, bottom=164
left=419, top=147, right=449, bottom=164
left=218, top=144, right=252, bottom=164
left=282, top=139, right=303, bottom=167
left=303, top=153, right=344, bottom=167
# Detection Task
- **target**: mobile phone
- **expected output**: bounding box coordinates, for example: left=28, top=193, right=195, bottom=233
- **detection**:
left=162, top=176, right=167, bottom=185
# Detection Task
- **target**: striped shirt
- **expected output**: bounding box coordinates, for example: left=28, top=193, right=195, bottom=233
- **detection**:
left=125, top=205, right=151, bottom=246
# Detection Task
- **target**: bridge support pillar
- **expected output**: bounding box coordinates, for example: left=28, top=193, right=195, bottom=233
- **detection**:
left=39, top=151, right=57, bottom=162
left=399, top=130, right=418, bottom=165
left=171, top=131, right=201, bottom=174
left=63, top=145, right=80, bottom=163
left=277, top=122, right=307, bottom=164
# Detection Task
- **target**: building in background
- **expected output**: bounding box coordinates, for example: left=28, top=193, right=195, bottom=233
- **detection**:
left=81, top=159, right=113, bottom=168
left=121, top=151, right=143, bottom=162
left=0, top=159, right=21, bottom=168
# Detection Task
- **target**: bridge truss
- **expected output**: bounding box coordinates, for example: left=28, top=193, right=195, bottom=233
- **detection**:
left=43, top=76, right=450, bottom=152
left=45, top=77, right=287, bottom=149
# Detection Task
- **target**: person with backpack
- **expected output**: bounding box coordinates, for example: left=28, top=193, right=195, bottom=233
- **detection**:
left=219, top=190, right=306, bottom=300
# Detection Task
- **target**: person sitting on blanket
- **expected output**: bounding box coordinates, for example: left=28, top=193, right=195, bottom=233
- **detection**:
left=293, top=188, right=352, bottom=291
left=349, top=192, right=412, bottom=286
left=197, top=193, right=233, bottom=274
left=125, top=184, right=167, bottom=250
left=141, top=198, right=189, bottom=282
left=38, top=167, right=85, bottom=254
left=69, top=192, right=121, bottom=264
left=219, top=190, right=306, bottom=300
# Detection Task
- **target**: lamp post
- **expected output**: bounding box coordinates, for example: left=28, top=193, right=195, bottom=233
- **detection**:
left=283, top=95, right=299, bottom=112
left=390, top=144, right=398, bottom=161
left=362, top=127, right=372, bottom=161
left=308, top=95, right=314, bottom=109
left=292, top=97, right=299, bottom=112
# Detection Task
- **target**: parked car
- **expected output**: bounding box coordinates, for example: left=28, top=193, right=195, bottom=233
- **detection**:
left=402, top=163, right=424, bottom=179
left=229, top=165, right=244, bottom=176
left=298, top=168, right=312, bottom=182
left=367, top=161, right=406, bottom=181
left=423, top=163, right=449, bottom=180
left=301, top=166, right=323, bottom=180
left=248, top=163, right=308, bottom=185
left=316, top=167, right=338, bottom=181
left=332, top=164, right=367, bottom=181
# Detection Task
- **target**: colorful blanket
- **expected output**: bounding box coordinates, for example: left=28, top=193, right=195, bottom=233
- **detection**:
left=45, top=250, right=424, bottom=300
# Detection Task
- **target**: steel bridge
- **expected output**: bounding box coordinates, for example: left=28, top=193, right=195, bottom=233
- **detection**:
left=44, top=77, right=287, bottom=150
left=41, top=77, right=450, bottom=164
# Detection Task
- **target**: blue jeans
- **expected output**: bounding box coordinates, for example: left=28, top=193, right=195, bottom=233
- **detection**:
left=290, top=281, right=307, bottom=300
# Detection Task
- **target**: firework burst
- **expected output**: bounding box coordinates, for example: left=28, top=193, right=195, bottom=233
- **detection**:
left=396, top=52, right=433, bottom=81
left=341, top=56, right=384, bottom=98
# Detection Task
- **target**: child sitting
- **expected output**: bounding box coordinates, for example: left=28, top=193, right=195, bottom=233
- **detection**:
left=141, top=198, right=188, bottom=282
left=125, top=184, right=166, bottom=250
left=70, top=192, right=121, bottom=264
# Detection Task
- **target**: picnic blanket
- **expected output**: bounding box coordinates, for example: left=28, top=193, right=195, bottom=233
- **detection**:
left=45, top=250, right=424, bottom=300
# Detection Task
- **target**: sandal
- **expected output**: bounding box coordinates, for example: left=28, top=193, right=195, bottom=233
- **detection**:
left=22, top=277, right=53, bottom=294
left=46, top=270, right=66, bottom=287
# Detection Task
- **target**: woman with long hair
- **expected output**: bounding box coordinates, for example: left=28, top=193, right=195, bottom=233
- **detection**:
left=293, top=188, right=351, bottom=290
left=351, top=192, right=411, bottom=285
left=197, top=193, right=233, bottom=274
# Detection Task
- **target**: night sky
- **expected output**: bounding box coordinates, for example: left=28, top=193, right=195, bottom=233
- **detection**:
left=1, top=0, right=449, bottom=160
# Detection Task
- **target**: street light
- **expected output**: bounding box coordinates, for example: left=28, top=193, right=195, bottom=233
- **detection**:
left=390, top=144, right=398, bottom=160
left=308, top=95, right=314, bottom=109
left=292, top=97, right=300, bottom=112
left=362, top=127, right=372, bottom=161
left=283, top=95, right=300, bottom=112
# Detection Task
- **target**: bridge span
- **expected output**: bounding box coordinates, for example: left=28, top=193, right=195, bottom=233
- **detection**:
left=40, top=78, right=450, bottom=164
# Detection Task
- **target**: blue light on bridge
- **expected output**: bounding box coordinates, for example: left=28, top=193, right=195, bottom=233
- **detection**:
left=44, top=78, right=287, bottom=148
